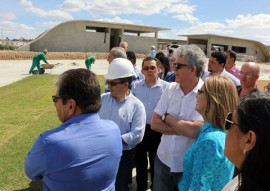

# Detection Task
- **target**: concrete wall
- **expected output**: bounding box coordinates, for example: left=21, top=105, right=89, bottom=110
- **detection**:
left=30, top=21, right=110, bottom=52
left=124, top=35, right=157, bottom=54
left=208, top=36, right=265, bottom=61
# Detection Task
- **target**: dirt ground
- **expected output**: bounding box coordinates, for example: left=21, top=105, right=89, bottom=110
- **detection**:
left=0, top=50, right=146, bottom=60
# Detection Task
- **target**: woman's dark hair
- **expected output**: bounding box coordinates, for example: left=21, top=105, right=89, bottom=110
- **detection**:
left=237, top=92, right=270, bottom=191
left=155, top=53, right=170, bottom=76
left=56, top=68, right=101, bottom=113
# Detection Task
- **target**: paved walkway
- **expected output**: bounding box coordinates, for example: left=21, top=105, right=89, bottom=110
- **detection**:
left=0, top=59, right=269, bottom=87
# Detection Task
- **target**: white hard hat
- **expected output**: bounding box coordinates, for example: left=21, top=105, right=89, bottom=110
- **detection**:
left=105, top=58, right=135, bottom=80
left=151, top=45, right=155, bottom=49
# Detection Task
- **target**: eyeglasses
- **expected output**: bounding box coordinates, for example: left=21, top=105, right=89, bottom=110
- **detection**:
left=239, top=71, right=257, bottom=77
left=173, top=63, right=188, bottom=70
left=197, top=89, right=204, bottom=96
left=264, top=85, right=270, bottom=92
left=142, top=66, right=157, bottom=71
left=52, top=95, right=62, bottom=103
left=225, top=112, right=240, bottom=130
left=107, top=80, right=124, bottom=86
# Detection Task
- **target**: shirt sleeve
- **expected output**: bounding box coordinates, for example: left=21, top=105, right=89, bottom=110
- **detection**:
left=154, top=86, right=169, bottom=116
left=24, top=135, right=47, bottom=180
left=41, top=53, right=48, bottom=64
left=121, top=101, right=146, bottom=147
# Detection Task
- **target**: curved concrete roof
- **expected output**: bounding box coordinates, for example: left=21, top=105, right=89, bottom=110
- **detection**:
left=17, top=20, right=170, bottom=52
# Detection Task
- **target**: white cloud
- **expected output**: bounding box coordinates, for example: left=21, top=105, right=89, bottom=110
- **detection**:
left=60, top=0, right=86, bottom=12
left=0, top=21, right=35, bottom=39
left=226, top=14, right=270, bottom=29
left=173, top=14, right=199, bottom=24
left=96, top=17, right=139, bottom=25
left=0, top=12, right=16, bottom=20
left=20, top=0, right=73, bottom=19
left=20, top=0, right=32, bottom=7
left=60, top=0, right=190, bottom=16
left=168, top=4, right=196, bottom=14
left=178, top=22, right=229, bottom=35
left=37, top=21, right=62, bottom=29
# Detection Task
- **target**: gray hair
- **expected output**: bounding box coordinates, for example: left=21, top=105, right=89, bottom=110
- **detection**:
left=174, top=44, right=206, bottom=77
left=119, top=41, right=128, bottom=48
left=111, top=47, right=127, bottom=59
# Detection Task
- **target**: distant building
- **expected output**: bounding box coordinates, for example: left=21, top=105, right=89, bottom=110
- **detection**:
left=17, top=20, right=169, bottom=54
left=182, top=34, right=270, bottom=62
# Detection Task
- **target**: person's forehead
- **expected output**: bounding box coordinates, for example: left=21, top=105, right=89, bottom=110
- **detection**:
left=209, top=56, right=218, bottom=63
left=144, top=60, right=157, bottom=66
left=241, top=64, right=256, bottom=72
left=175, top=56, right=186, bottom=62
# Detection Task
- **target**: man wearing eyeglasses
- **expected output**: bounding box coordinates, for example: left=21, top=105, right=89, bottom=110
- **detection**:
left=132, top=57, right=169, bottom=191
left=25, top=69, right=122, bottom=191
left=99, top=58, right=146, bottom=191
left=202, top=51, right=240, bottom=86
left=151, top=44, right=205, bottom=191
left=237, top=62, right=260, bottom=97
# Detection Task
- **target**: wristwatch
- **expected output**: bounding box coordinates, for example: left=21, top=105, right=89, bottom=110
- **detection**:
left=162, top=113, right=168, bottom=122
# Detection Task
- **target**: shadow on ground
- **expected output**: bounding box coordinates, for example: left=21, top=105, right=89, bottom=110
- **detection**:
left=14, top=180, right=42, bottom=191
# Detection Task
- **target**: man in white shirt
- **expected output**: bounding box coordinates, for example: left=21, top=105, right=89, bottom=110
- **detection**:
left=151, top=44, right=205, bottom=191
left=202, top=51, right=240, bottom=86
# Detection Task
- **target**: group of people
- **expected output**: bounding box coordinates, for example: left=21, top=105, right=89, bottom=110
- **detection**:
left=25, top=43, right=270, bottom=191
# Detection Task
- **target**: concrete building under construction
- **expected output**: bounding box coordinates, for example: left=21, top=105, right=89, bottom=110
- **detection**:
left=17, top=20, right=169, bottom=54
left=17, top=20, right=270, bottom=61
left=182, top=34, right=270, bottom=62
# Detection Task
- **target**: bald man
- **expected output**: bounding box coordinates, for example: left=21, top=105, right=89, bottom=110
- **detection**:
left=237, top=62, right=260, bottom=97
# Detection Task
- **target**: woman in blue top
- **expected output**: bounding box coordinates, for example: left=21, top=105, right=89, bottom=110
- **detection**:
left=179, top=75, right=239, bottom=191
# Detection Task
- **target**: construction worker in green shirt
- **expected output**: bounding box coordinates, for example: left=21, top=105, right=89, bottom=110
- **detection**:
left=29, top=49, right=49, bottom=74
left=85, top=56, right=96, bottom=70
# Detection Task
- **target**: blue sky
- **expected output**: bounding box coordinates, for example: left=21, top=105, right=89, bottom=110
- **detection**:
left=0, top=0, right=270, bottom=45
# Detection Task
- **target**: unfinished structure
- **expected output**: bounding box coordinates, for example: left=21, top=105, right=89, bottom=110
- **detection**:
left=182, top=34, right=270, bottom=62
left=17, top=20, right=169, bottom=54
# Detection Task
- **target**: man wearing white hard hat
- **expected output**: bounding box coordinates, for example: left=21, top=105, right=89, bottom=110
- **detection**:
left=99, top=58, right=146, bottom=191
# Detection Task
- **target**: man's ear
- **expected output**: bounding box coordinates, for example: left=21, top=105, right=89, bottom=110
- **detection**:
left=66, top=99, right=76, bottom=113
left=191, top=65, right=197, bottom=73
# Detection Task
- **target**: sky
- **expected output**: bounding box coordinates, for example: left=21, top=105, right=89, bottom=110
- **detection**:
left=0, top=0, right=270, bottom=45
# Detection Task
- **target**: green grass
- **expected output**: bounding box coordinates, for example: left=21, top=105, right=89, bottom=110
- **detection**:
left=0, top=74, right=105, bottom=191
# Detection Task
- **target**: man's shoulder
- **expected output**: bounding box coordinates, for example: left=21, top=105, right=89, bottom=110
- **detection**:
left=222, top=70, right=240, bottom=83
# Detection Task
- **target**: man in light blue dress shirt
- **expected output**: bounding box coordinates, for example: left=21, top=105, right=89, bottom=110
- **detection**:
left=99, top=58, right=146, bottom=191
left=24, top=69, right=122, bottom=191
left=132, top=57, right=169, bottom=191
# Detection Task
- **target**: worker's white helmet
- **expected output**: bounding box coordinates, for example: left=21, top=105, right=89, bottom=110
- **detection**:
left=105, top=58, right=135, bottom=80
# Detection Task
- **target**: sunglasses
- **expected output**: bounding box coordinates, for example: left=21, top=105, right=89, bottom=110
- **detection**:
left=107, top=80, right=124, bottom=86
left=197, top=89, right=204, bottom=96
left=239, top=71, right=256, bottom=77
left=52, top=95, right=62, bottom=103
left=143, top=66, right=157, bottom=71
left=173, top=63, right=188, bottom=70
left=225, top=112, right=239, bottom=130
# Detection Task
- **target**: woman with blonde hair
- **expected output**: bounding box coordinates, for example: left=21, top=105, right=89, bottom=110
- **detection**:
left=179, top=75, right=239, bottom=191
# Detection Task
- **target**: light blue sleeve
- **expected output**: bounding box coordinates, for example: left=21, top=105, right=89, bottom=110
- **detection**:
left=24, top=135, right=47, bottom=180
left=121, top=100, right=146, bottom=147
